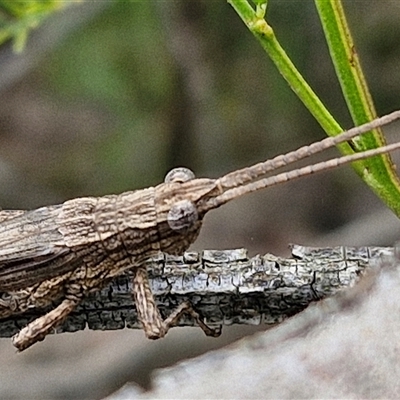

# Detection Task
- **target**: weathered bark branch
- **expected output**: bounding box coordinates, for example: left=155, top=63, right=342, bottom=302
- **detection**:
left=0, top=245, right=391, bottom=338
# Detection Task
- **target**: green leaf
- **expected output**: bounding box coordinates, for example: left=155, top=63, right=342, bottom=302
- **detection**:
left=0, top=0, right=75, bottom=51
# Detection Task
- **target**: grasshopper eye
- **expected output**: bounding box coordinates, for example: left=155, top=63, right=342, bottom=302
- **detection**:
left=164, top=167, right=195, bottom=183
left=167, top=199, right=198, bottom=231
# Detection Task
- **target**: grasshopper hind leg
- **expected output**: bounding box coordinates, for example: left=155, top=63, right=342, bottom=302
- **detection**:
left=132, top=266, right=221, bottom=339
left=162, top=300, right=222, bottom=337
left=12, top=296, right=80, bottom=351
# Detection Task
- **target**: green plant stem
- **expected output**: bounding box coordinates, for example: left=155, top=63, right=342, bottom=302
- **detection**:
left=315, top=0, right=400, bottom=214
left=228, top=0, right=343, bottom=138
left=228, top=0, right=400, bottom=216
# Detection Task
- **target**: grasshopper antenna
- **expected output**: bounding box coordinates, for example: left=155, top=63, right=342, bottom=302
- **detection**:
left=203, top=110, right=400, bottom=209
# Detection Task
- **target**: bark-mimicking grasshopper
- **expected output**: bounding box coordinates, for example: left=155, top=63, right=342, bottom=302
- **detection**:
left=1, top=111, right=400, bottom=351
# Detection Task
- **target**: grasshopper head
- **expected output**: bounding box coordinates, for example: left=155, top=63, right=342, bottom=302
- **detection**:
left=154, top=167, right=217, bottom=255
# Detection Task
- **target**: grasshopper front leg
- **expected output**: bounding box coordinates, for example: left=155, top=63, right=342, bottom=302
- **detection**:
left=132, top=266, right=221, bottom=339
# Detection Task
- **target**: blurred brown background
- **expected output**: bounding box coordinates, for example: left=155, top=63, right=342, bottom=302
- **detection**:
left=0, top=1, right=399, bottom=399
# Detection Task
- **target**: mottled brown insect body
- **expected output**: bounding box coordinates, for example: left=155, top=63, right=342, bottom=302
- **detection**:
left=0, top=111, right=400, bottom=351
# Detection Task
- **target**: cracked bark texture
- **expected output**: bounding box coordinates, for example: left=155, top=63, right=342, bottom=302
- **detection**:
left=0, top=245, right=392, bottom=338
left=109, top=246, right=400, bottom=399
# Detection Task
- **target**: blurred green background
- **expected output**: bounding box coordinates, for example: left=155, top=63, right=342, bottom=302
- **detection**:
left=0, top=1, right=400, bottom=399
left=0, top=1, right=399, bottom=249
